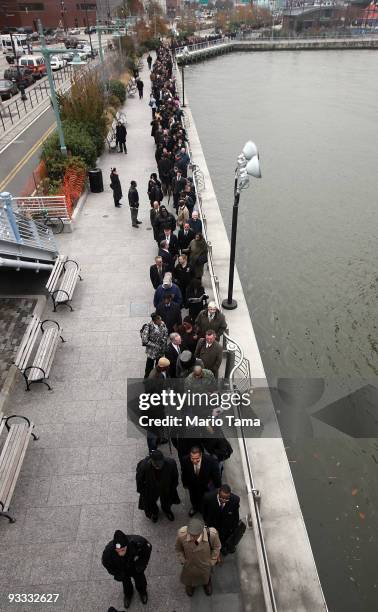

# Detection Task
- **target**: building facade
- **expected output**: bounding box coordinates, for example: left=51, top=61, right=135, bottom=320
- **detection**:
left=0, top=1, right=97, bottom=31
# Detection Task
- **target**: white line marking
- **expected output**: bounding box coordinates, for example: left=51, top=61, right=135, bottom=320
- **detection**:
left=0, top=105, right=53, bottom=156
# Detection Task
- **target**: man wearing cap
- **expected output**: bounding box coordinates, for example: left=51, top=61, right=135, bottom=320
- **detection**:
left=102, top=530, right=152, bottom=608
left=195, top=302, right=227, bottom=340
left=175, top=517, right=221, bottom=597
left=136, top=450, right=180, bottom=522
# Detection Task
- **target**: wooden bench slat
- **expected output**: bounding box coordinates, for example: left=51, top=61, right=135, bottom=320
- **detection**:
left=45, top=256, right=66, bottom=293
left=14, top=315, right=40, bottom=370
left=27, top=328, right=59, bottom=381
left=0, top=421, right=35, bottom=517
left=1, top=425, right=33, bottom=511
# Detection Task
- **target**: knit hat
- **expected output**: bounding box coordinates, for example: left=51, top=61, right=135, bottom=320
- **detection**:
left=158, top=357, right=170, bottom=368
left=179, top=350, right=192, bottom=364
left=150, top=450, right=164, bottom=468
left=188, top=517, right=205, bottom=536
left=113, top=530, right=128, bottom=549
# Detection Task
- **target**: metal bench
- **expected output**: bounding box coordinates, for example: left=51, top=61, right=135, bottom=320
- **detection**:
left=0, top=413, right=38, bottom=523
left=46, top=255, right=82, bottom=311
left=14, top=314, right=65, bottom=391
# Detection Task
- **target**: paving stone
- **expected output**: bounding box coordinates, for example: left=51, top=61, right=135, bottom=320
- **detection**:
left=107, top=420, right=128, bottom=445
left=0, top=583, right=68, bottom=611
left=11, top=475, right=52, bottom=510
left=77, top=502, right=134, bottom=541
left=47, top=474, right=101, bottom=506
left=59, top=421, right=109, bottom=447
left=0, top=544, right=34, bottom=587
left=94, top=399, right=128, bottom=422
left=65, top=580, right=120, bottom=612
left=38, top=447, right=90, bottom=476
left=87, top=445, right=136, bottom=474
left=99, top=473, right=138, bottom=504
left=29, top=541, right=93, bottom=584
left=21, top=505, right=81, bottom=543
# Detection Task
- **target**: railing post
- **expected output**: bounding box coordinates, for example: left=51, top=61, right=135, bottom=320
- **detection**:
left=0, top=192, right=22, bottom=243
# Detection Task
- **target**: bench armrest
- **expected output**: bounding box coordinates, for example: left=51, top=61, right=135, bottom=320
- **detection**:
left=63, top=258, right=80, bottom=272
left=40, top=319, right=61, bottom=333
left=4, top=414, right=38, bottom=440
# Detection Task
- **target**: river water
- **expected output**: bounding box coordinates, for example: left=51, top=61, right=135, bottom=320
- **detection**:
left=185, top=51, right=378, bottom=612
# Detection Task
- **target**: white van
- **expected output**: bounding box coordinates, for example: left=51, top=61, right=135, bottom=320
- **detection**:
left=0, top=34, right=28, bottom=56
left=18, top=55, right=47, bottom=79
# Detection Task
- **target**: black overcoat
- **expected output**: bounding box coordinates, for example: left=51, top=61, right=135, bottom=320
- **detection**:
left=136, top=456, right=180, bottom=509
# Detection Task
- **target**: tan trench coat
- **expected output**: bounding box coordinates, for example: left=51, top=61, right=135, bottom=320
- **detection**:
left=175, top=526, right=221, bottom=586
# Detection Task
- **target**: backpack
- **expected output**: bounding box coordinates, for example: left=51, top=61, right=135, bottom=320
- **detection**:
left=140, top=323, right=150, bottom=346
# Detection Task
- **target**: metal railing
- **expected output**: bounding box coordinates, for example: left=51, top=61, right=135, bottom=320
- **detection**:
left=181, top=109, right=277, bottom=612
left=0, top=65, right=75, bottom=133
left=0, top=196, right=57, bottom=253
left=176, top=37, right=230, bottom=57
left=13, top=196, right=71, bottom=221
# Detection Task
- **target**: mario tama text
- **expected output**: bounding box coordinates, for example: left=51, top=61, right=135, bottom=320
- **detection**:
left=126, top=379, right=262, bottom=438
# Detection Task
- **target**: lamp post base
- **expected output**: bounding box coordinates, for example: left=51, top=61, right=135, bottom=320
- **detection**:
left=222, top=298, right=238, bottom=310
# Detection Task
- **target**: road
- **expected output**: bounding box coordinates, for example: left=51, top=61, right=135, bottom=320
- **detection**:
left=0, top=32, right=115, bottom=197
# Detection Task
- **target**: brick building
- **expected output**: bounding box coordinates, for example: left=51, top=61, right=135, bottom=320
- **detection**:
left=0, top=1, right=97, bottom=31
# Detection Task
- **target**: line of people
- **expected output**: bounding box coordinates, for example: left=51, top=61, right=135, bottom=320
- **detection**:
left=102, top=45, right=244, bottom=611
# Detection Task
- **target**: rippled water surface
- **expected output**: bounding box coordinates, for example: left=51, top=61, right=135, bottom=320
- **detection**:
left=186, top=51, right=378, bottom=612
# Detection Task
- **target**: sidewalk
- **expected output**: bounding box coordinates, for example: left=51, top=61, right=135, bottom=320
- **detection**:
left=0, top=59, right=244, bottom=612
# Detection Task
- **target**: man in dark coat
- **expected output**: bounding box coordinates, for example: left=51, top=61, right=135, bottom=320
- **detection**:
left=136, top=78, right=144, bottom=99
left=115, top=121, right=127, bottom=153
left=128, top=180, right=142, bottom=227
left=147, top=53, right=152, bottom=69
left=188, top=210, right=203, bottom=235
left=158, top=240, right=175, bottom=273
left=158, top=227, right=179, bottom=259
left=156, top=295, right=182, bottom=334
left=171, top=168, right=186, bottom=213
left=150, top=255, right=167, bottom=289
left=181, top=446, right=221, bottom=516
left=158, top=154, right=173, bottom=195
left=194, top=330, right=223, bottom=379
left=165, top=332, right=182, bottom=377
left=102, top=530, right=152, bottom=608
left=202, top=485, right=240, bottom=556
left=178, top=223, right=195, bottom=252
left=195, top=302, right=227, bottom=340
left=136, top=450, right=180, bottom=522
left=110, top=168, right=123, bottom=207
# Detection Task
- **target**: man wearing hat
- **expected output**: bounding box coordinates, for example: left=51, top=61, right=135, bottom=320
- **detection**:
left=175, top=517, right=221, bottom=597
left=136, top=450, right=180, bottom=522
left=102, top=530, right=152, bottom=608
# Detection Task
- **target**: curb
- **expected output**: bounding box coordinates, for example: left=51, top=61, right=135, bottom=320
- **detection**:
left=71, top=186, right=89, bottom=224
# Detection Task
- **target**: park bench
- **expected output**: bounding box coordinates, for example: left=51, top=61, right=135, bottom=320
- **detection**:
left=46, top=255, right=82, bottom=312
left=127, top=79, right=137, bottom=98
left=14, top=314, right=65, bottom=391
left=0, top=412, right=38, bottom=522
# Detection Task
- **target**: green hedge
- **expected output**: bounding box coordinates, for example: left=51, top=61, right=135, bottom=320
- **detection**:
left=109, top=80, right=126, bottom=105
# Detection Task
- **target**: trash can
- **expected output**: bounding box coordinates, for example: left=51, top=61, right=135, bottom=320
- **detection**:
left=88, top=168, right=104, bottom=193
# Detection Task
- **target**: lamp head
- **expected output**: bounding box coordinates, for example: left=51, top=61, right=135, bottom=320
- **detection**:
left=246, top=155, right=262, bottom=179
left=243, top=140, right=259, bottom=160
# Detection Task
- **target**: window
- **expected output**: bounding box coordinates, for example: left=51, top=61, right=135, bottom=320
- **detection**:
left=80, top=3, right=96, bottom=9
left=18, top=3, right=45, bottom=10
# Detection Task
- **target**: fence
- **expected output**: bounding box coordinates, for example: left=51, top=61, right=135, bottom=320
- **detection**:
left=0, top=65, right=75, bottom=133
left=13, top=196, right=71, bottom=221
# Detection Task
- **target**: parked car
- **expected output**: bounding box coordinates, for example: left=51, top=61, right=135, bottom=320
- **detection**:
left=69, top=28, right=80, bottom=35
left=0, top=79, right=19, bottom=99
left=18, top=55, right=47, bottom=79
left=62, top=52, right=74, bottom=63
left=64, top=37, right=79, bottom=49
left=4, top=66, right=35, bottom=88
left=50, top=55, right=65, bottom=70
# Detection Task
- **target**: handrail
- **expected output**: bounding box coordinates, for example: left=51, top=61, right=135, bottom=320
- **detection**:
left=181, top=103, right=278, bottom=612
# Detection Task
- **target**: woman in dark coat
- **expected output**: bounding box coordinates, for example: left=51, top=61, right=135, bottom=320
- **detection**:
left=136, top=451, right=180, bottom=521
left=110, top=167, right=122, bottom=207
left=173, top=254, right=192, bottom=307
left=186, top=278, right=208, bottom=322
left=147, top=173, right=163, bottom=205
left=155, top=205, right=176, bottom=236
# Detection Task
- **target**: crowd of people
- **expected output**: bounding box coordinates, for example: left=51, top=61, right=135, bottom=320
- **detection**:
left=102, top=44, right=245, bottom=611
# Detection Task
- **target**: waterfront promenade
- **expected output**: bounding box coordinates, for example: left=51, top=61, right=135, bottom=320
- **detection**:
left=0, top=60, right=246, bottom=612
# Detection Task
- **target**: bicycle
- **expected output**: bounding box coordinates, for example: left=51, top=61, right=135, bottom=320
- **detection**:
left=35, top=209, right=64, bottom=235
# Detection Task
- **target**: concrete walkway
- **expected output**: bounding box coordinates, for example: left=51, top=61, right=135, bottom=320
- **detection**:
left=0, top=60, right=246, bottom=612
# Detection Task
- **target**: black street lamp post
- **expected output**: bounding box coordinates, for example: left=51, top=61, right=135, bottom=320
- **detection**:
left=222, top=141, right=262, bottom=311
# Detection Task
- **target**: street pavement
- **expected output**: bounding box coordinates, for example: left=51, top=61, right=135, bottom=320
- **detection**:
left=0, top=58, right=245, bottom=612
